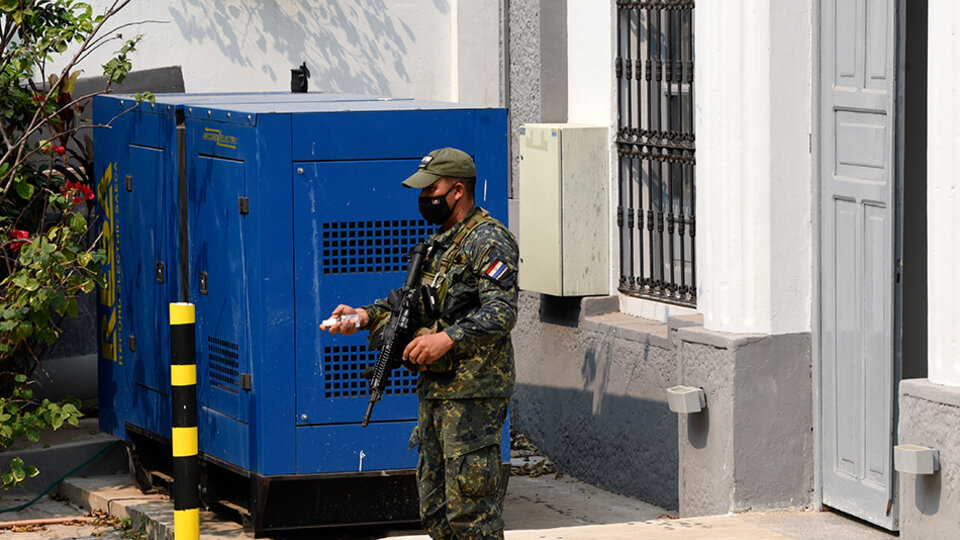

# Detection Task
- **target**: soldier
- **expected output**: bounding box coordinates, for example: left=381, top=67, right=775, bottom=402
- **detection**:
left=323, top=147, right=518, bottom=540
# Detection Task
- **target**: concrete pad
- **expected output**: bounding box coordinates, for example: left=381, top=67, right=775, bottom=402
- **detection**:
left=385, top=515, right=793, bottom=540
left=503, top=473, right=667, bottom=528
left=740, top=510, right=896, bottom=540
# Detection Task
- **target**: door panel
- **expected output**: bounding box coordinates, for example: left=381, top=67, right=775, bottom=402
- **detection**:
left=124, top=144, right=168, bottom=395
left=191, top=154, right=250, bottom=423
left=293, top=159, right=425, bottom=425
left=820, top=0, right=898, bottom=530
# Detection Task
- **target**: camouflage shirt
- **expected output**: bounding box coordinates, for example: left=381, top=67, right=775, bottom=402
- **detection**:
left=363, top=206, right=518, bottom=400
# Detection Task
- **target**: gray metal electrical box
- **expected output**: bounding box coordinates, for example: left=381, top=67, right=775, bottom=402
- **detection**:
left=518, top=124, right=609, bottom=296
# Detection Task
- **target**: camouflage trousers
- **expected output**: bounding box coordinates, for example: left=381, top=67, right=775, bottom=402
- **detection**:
left=411, top=397, right=509, bottom=540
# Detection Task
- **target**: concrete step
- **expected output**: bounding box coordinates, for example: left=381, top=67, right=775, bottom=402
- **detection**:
left=58, top=475, right=257, bottom=540
left=0, top=419, right=127, bottom=497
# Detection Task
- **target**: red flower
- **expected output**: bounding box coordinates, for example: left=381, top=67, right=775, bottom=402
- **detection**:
left=60, top=181, right=94, bottom=205
left=55, top=146, right=65, bottom=156
left=9, top=229, right=30, bottom=252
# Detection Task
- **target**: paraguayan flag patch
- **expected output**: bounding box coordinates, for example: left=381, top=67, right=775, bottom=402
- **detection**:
left=485, top=259, right=508, bottom=280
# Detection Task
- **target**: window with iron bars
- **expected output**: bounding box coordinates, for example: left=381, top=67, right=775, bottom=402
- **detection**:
left=616, top=0, right=695, bottom=307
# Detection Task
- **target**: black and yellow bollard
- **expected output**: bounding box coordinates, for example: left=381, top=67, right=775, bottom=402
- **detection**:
left=170, top=302, right=199, bottom=540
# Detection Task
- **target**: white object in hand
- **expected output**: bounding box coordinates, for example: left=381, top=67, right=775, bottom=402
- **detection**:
left=320, top=314, right=360, bottom=328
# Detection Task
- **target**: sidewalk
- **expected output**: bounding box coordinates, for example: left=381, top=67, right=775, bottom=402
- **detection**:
left=2, top=472, right=896, bottom=540
left=0, top=424, right=897, bottom=540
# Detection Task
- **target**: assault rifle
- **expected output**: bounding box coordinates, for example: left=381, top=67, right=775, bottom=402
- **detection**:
left=362, top=242, right=429, bottom=427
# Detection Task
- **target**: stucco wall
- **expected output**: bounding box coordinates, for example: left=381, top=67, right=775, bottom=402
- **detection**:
left=53, top=0, right=502, bottom=106
left=898, top=379, right=960, bottom=538
left=511, top=292, right=680, bottom=510
left=677, top=327, right=814, bottom=516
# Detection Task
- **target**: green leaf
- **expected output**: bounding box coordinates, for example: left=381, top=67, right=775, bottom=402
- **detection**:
left=21, top=389, right=33, bottom=400
left=10, top=457, right=22, bottom=469
left=66, top=298, right=78, bottom=317
left=14, top=180, right=34, bottom=199
left=25, top=465, right=38, bottom=477
left=14, top=374, right=26, bottom=384
left=69, top=212, right=86, bottom=233
left=62, top=403, right=78, bottom=414
left=25, top=430, right=39, bottom=443
left=51, top=415, right=63, bottom=429
left=2, top=472, right=13, bottom=486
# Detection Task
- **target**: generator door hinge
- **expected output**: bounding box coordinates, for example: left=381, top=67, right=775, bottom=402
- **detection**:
left=125, top=175, right=133, bottom=192
left=155, top=261, right=165, bottom=284
left=128, top=334, right=136, bottom=352
left=240, top=373, right=252, bottom=391
left=199, top=271, right=209, bottom=295
left=238, top=197, right=250, bottom=214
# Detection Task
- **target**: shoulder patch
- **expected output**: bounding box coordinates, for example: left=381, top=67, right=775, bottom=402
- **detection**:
left=485, top=259, right=509, bottom=280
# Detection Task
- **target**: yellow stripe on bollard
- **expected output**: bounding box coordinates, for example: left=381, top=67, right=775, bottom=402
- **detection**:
left=169, top=302, right=195, bottom=325
left=171, top=427, right=198, bottom=457
left=171, top=364, right=197, bottom=387
left=174, top=508, right=200, bottom=540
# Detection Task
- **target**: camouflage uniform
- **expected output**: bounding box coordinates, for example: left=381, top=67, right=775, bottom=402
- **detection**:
left=363, top=206, right=518, bottom=540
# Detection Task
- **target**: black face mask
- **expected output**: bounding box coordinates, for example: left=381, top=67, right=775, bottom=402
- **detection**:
left=418, top=186, right=459, bottom=225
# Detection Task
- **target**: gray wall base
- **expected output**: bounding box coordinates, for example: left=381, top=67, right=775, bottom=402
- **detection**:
left=675, top=325, right=813, bottom=516
left=511, top=292, right=814, bottom=515
left=511, top=292, right=680, bottom=510
left=898, top=379, right=960, bottom=539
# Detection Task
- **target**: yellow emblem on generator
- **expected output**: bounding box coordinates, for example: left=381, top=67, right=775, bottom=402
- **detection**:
left=203, top=127, right=237, bottom=149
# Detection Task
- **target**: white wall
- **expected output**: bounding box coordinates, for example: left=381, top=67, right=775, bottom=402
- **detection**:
left=927, top=0, right=960, bottom=386
left=52, top=0, right=501, bottom=106
left=566, top=0, right=612, bottom=126
left=695, top=1, right=813, bottom=335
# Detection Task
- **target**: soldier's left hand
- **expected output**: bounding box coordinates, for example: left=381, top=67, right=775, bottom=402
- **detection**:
left=403, top=332, right=454, bottom=367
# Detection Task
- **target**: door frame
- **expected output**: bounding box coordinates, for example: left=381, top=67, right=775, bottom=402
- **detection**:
left=811, top=0, right=907, bottom=524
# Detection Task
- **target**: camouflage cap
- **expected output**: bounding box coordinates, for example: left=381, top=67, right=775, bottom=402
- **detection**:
left=402, top=147, right=476, bottom=188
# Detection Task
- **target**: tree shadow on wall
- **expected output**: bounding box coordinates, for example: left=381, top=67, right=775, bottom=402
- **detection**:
left=167, top=0, right=450, bottom=93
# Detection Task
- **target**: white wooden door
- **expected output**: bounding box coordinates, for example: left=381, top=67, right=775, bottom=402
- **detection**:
left=819, top=0, right=899, bottom=530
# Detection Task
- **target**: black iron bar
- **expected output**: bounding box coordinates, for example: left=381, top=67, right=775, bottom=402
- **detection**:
left=617, top=5, right=627, bottom=288
left=644, top=6, right=655, bottom=293
left=635, top=6, right=645, bottom=288
left=665, top=6, right=677, bottom=298
left=677, top=5, right=688, bottom=299
left=626, top=6, right=636, bottom=289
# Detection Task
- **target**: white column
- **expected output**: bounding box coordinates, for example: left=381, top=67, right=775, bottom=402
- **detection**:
left=695, top=1, right=812, bottom=335
left=927, top=0, right=960, bottom=386
left=455, top=0, right=503, bottom=107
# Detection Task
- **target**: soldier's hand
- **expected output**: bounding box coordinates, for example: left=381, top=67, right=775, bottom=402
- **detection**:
left=403, top=332, right=454, bottom=367
left=321, top=305, right=368, bottom=336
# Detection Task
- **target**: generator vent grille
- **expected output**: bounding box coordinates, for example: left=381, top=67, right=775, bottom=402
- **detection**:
left=321, top=220, right=430, bottom=274
left=323, top=344, right=417, bottom=399
left=207, top=336, right=240, bottom=395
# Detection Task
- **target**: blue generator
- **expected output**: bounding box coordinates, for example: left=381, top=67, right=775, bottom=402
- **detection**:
left=93, top=92, right=509, bottom=534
